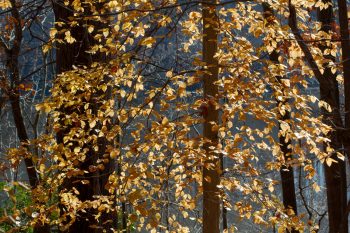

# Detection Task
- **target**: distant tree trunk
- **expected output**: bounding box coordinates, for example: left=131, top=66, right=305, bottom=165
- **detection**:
left=338, top=0, right=350, bottom=156
left=53, top=2, right=113, bottom=232
left=319, top=73, right=347, bottom=233
left=221, top=157, right=227, bottom=232
left=2, top=0, right=39, bottom=192
left=262, top=4, right=298, bottom=232
left=317, top=2, right=348, bottom=232
left=288, top=0, right=347, bottom=232
left=2, top=2, right=47, bottom=232
left=7, top=53, right=39, bottom=189
left=336, top=0, right=350, bottom=229
left=7, top=39, right=49, bottom=233
left=202, top=1, right=220, bottom=233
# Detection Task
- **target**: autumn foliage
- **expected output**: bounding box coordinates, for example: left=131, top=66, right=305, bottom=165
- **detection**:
left=0, top=0, right=349, bottom=232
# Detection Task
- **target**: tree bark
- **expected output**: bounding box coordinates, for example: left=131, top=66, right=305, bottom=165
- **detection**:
left=288, top=1, right=348, bottom=232
left=317, top=3, right=348, bottom=232
left=263, top=4, right=298, bottom=232
left=2, top=2, right=48, bottom=232
left=2, top=0, right=40, bottom=191
left=337, top=0, right=350, bottom=156
left=53, top=3, right=113, bottom=232
left=269, top=39, right=299, bottom=233
left=7, top=55, right=39, bottom=189
left=202, top=1, right=221, bottom=233
left=336, top=0, right=350, bottom=229
left=52, top=5, right=94, bottom=73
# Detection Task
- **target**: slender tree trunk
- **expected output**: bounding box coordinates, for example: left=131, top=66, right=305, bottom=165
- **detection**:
left=270, top=49, right=299, bottom=233
left=8, top=68, right=39, bottom=189
left=262, top=5, right=298, bottom=227
left=338, top=0, right=350, bottom=156
left=7, top=56, right=49, bottom=233
left=221, top=156, right=227, bottom=232
left=336, top=0, right=350, bottom=229
left=320, top=83, right=347, bottom=233
left=202, top=1, right=220, bottom=233
left=3, top=3, right=48, bottom=232
left=317, top=3, right=348, bottom=232
left=3, top=0, right=40, bottom=191
left=288, top=1, right=347, bottom=232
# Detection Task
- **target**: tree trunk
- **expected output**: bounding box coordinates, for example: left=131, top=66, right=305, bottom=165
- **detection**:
left=221, top=156, right=228, bottom=232
left=202, top=1, right=221, bottom=233
left=7, top=63, right=39, bottom=189
left=262, top=4, right=298, bottom=224
left=338, top=0, right=350, bottom=147
left=320, top=84, right=347, bottom=233
left=3, top=0, right=40, bottom=192
left=53, top=3, right=113, bottom=232
left=3, top=3, right=48, bottom=232
left=317, top=3, right=348, bottom=232
left=52, top=5, right=94, bottom=73
left=336, top=0, right=350, bottom=229
left=7, top=59, right=49, bottom=233
left=270, top=50, right=299, bottom=233
left=288, top=0, right=347, bottom=232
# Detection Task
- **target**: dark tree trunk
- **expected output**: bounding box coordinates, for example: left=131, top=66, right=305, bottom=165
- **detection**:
left=53, top=3, right=114, bottom=232
left=53, top=4, right=96, bottom=232
left=7, top=55, right=49, bottom=233
left=320, top=83, right=347, bottom=233
left=317, top=3, right=348, bottom=232
left=4, top=0, right=40, bottom=192
left=3, top=3, right=48, bottom=232
left=336, top=0, right=350, bottom=229
left=221, top=157, right=228, bottom=232
left=262, top=4, right=298, bottom=232
left=202, top=1, right=221, bottom=233
left=337, top=0, right=350, bottom=149
left=7, top=62, right=39, bottom=189
left=288, top=0, right=347, bottom=232
left=271, top=47, right=298, bottom=233
left=52, top=6, right=94, bottom=73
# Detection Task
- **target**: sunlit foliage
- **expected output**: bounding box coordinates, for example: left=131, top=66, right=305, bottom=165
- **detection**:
left=0, top=0, right=342, bottom=232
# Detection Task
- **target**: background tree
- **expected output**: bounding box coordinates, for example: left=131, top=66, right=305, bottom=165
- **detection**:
left=263, top=4, right=298, bottom=232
